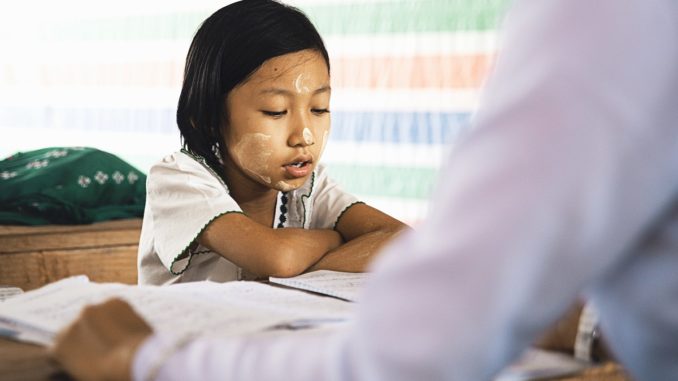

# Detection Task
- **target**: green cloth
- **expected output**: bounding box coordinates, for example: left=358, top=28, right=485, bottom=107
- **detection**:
left=0, top=147, right=146, bottom=225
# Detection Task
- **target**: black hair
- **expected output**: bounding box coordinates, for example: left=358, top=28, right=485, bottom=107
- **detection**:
left=176, top=0, right=330, bottom=176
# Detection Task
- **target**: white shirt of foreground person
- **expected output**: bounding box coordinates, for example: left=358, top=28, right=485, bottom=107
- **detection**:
left=133, top=1, right=678, bottom=380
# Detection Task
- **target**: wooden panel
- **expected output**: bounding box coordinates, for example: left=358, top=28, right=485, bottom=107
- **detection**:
left=0, top=253, right=45, bottom=291
left=0, top=245, right=138, bottom=291
left=557, top=362, right=631, bottom=380
left=0, top=219, right=142, bottom=254
left=0, top=219, right=142, bottom=236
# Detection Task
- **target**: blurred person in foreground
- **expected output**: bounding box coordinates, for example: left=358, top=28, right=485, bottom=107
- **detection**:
left=51, top=0, right=678, bottom=380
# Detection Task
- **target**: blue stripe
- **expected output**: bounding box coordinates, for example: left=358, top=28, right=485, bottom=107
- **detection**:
left=331, top=111, right=471, bottom=145
left=1, top=107, right=471, bottom=145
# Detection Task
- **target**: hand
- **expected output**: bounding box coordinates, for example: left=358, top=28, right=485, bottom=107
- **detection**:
left=50, top=298, right=153, bottom=381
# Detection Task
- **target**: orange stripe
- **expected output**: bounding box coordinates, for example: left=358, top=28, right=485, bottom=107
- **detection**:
left=331, top=54, right=495, bottom=89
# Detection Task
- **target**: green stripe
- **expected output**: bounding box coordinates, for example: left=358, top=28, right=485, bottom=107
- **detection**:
left=328, top=164, right=439, bottom=200
left=44, top=0, right=509, bottom=41
left=306, top=0, right=511, bottom=35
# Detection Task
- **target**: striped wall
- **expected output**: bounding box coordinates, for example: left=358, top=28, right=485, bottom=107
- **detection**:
left=0, top=0, right=509, bottom=224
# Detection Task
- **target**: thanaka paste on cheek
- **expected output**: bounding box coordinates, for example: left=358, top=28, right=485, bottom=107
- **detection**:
left=232, top=133, right=273, bottom=184
left=302, top=127, right=314, bottom=145
left=319, top=129, right=329, bottom=158
left=275, top=181, right=295, bottom=192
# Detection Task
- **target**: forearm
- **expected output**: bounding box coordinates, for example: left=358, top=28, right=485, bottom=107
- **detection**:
left=199, top=213, right=342, bottom=277
left=307, top=228, right=405, bottom=273
left=270, top=228, right=344, bottom=276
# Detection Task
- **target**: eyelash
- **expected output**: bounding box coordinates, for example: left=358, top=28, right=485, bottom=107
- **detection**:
left=262, top=110, right=286, bottom=117
left=261, top=109, right=330, bottom=117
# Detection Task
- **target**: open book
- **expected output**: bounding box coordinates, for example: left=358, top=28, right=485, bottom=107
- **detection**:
left=270, top=270, right=367, bottom=302
left=0, top=275, right=354, bottom=346
left=0, top=286, right=23, bottom=302
left=0, top=271, right=589, bottom=381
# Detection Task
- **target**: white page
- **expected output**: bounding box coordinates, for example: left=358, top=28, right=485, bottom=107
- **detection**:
left=0, top=277, right=355, bottom=346
left=2, top=278, right=590, bottom=381
left=269, top=270, right=368, bottom=302
left=0, top=286, right=24, bottom=302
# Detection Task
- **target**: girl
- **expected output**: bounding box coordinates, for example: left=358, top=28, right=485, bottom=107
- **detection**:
left=137, top=0, right=406, bottom=284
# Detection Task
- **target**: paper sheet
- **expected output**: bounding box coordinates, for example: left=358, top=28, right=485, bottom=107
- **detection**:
left=0, top=276, right=354, bottom=346
left=0, top=276, right=591, bottom=381
left=0, top=286, right=23, bottom=302
left=269, top=270, right=367, bottom=302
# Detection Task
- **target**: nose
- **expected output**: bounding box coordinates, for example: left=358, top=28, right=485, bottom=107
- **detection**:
left=287, top=113, right=315, bottom=147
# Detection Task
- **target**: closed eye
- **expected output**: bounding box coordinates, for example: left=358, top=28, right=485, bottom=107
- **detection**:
left=261, top=110, right=287, bottom=117
left=311, top=108, right=330, bottom=115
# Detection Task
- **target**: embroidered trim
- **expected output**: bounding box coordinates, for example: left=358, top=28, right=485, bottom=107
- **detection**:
left=332, top=201, right=366, bottom=230
left=277, top=192, right=288, bottom=228
left=179, top=148, right=229, bottom=192
left=168, top=210, right=244, bottom=275
left=300, top=171, right=316, bottom=228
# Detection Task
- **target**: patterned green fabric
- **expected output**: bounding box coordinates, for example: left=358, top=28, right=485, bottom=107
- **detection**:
left=0, top=147, right=146, bottom=225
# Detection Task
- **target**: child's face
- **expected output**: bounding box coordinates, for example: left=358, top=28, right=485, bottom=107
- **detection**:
left=224, top=49, right=331, bottom=192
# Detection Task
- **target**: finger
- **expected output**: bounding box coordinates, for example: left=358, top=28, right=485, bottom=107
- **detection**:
left=100, top=298, right=153, bottom=334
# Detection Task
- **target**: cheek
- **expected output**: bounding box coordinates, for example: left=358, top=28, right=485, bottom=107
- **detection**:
left=231, top=133, right=274, bottom=183
left=318, top=126, right=330, bottom=158
left=302, top=127, right=314, bottom=145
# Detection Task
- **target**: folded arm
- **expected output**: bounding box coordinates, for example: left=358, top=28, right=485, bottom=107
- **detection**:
left=198, top=213, right=342, bottom=278
left=307, top=203, right=408, bottom=272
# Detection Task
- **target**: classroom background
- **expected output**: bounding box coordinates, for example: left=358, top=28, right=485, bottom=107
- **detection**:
left=0, top=0, right=508, bottom=225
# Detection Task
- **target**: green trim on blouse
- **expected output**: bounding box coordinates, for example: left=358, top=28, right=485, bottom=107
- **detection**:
left=332, top=201, right=366, bottom=230
left=179, top=148, right=229, bottom=193
left=169, top=210, right=245, bottom=275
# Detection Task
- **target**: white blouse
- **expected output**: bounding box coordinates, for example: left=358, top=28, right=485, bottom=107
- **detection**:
left=137, top=150, right=360, bottom=285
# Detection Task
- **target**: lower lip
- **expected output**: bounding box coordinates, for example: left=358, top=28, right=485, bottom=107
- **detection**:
left=284, top=162, right=312, bottom=178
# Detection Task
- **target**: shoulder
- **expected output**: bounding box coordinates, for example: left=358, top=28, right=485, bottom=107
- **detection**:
left=308, top=163, right=331, bottom=189
left=149, top=151, right=209, bottom=177
left=293, top=163, right=361, bottom=229
left=309, top=163, right=350, bottom=195
left=148, top=151, right=228, bottom=193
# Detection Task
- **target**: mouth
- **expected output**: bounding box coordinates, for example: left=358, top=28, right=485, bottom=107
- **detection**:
left=282, top=156, right=313, bottom=178
left=285, top=160, right=311, bottom=168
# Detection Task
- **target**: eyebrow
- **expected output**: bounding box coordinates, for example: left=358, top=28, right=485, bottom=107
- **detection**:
left=258, top=85, right=331, bottom=96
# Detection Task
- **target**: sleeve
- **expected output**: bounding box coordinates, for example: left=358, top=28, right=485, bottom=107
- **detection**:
left=146, top=153, right=242, bottom=275
left=307, top=164, right=362, bottom=230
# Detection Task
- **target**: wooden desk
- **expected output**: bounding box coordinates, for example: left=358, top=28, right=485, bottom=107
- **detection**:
left=0, top=338, right=68, bottom=381
left=0, top=336, right=632, bottom=381
left=0, top=219, right=142, bottom=291
left=0, top=220, right=633, bottom=380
